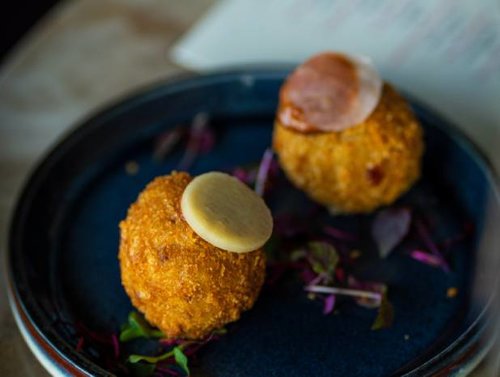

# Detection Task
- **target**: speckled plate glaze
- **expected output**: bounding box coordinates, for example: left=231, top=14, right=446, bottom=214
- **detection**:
left=7, top=70, right=500, bottom=377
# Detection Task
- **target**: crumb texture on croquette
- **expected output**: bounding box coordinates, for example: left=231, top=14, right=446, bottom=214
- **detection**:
left=273, top=84, right=424, bottom=213
left=119, top=172, right=266, bottom=339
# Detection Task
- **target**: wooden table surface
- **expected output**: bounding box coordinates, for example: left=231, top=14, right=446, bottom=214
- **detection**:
left=0, top=1, right=497, bottom=376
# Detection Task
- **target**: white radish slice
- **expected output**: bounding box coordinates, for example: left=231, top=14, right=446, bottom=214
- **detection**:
left=181, top=172, right=273, bottom=253
left=278, top=52, right=382, bottom=132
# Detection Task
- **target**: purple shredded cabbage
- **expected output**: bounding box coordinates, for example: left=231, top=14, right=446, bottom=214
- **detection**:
left=409, top=250, right=447, bottom=268
left=440, top=221, right=474, bottom=251
left=323, top=225, right=358, bottom=242
left=300, top=266, right=318, bottom=285
left=76, top=337, right=84, bottom=352
left=155, top=366, right=180, bottom=376
left=153, top=127, right=184, bottom=161
left=323, top=295, right=336, bottom=315
left=111, top=334, right=120, bottom=358
left=254, top=148, right=274, bottom=196
left=178, top=112, right=212, bottom=170
left=231, top=167, right=256, bottom=185
left=415, top=219, right=450, bottom=272
left=335, top=268, right=345, bottom=283
left=160, top=338, right=181, bottom=347
left=198, top=126, right=215, bottom=153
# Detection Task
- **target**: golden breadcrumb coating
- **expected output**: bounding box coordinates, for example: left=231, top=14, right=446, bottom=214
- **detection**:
left=119, top=172, right=266, bottom=339
left=273, top=84, right=424, bottom=213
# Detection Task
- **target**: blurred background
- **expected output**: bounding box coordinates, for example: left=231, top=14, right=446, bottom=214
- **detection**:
left=0, top=0, right=499, bottom=376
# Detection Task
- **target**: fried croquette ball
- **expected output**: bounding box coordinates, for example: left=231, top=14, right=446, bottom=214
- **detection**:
left=273, top=52, right=423, bottom=214
left=119, top=172, right=266, bottom=339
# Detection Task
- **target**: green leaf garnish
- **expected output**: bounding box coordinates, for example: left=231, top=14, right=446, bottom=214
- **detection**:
left=128, top=349, right=174, bottom=364
left=371, top=289, right=394, bottom=330
left=128, top=342, right=194, bottom=365
left=126, top=327, right=224, bottom=373
left=120, top=311, right=164, bottom=342
left=307, top=242, right=339, bottom=278
left=290, top=248, right=307, bottom=262
left=128, top=362, right=156, bottom=377
left=174, top=346, right=190, bottom=375
left=213, top=327, right=228, bottom=335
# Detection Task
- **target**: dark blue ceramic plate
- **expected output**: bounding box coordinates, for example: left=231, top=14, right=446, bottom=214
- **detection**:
left=7, top=70, right=500, bottom=377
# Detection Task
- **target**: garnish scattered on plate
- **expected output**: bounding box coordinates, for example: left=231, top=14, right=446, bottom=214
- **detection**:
left=86, top=54, right=471, bottom=375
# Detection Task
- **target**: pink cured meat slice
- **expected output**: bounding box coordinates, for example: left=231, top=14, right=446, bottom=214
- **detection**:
left=278, top=52, right=382, bottom=133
